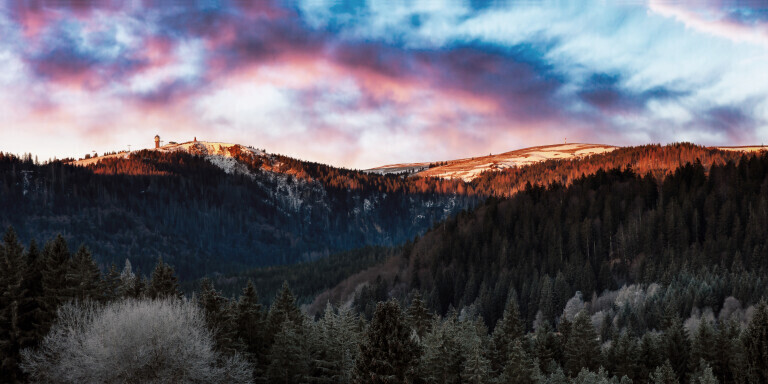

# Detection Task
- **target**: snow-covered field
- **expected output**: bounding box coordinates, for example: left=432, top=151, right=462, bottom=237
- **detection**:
left=71, top=141, right=266, bottom=175
left=366, top=143, right=619, bottom=181
left=716, top=146, right=768, bottom=152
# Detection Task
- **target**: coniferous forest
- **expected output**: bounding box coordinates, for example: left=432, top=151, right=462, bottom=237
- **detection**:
left=3, top=147, right=768, bottom=383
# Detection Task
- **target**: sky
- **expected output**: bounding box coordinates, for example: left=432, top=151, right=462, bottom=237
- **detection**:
left=0, top=1, right=767, bottom=169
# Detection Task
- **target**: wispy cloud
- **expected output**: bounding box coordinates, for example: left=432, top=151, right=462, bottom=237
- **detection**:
left=0, top=1, right=766, bottom=167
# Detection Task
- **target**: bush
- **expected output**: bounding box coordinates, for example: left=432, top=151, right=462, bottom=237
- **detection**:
left=21, top=298, right=252, bottom=383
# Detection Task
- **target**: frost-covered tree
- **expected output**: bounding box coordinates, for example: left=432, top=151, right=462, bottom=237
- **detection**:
left=117, top=259, right=138, bottom=298
left=20, top=299, right=252, bottom=383
left=562, top=291, right=585, bottom=322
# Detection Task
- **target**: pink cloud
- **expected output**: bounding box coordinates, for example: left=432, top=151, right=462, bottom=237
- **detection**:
left=649, top=0, right=768, bottom=46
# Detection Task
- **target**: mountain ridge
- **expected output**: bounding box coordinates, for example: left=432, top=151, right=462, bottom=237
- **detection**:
left=366, top=142, right=768, bottom=181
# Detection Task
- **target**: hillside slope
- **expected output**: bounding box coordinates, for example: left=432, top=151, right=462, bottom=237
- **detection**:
left=311, top=150, right=768, bottom=324
left=1, top=148, right=475, bottom=279
left=367, top=143, right=617, bottom=180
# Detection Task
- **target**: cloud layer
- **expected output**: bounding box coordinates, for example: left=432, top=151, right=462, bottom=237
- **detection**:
left=1, top=1, right=767, bottom=167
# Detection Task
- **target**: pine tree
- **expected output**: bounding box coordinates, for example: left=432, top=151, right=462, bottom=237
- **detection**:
left=744, top=301, right=768, bottom=383
left=564, top=310, right=601, bottom=376
left=407, top=292, right=432, bottom=340
left=491, top=289, right=525, bottom=373
left=353, top=300, right=421, bottom=384
left=146, top=257, right=181, bottom=300
left=500, top=339, right=537, bottom=384
left=0, top=227, right=28, bottom=381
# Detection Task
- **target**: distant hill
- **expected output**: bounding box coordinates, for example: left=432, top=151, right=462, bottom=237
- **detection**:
left=367, top=143, right=618, bottom=181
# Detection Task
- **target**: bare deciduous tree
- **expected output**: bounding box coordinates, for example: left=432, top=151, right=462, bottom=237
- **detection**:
left=21, top=298, right=252, bottom=384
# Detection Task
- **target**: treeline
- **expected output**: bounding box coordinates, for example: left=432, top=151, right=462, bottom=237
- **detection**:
left=471, top=143, right=751, bottom=197
left=5, top=228, right=768, bottom=383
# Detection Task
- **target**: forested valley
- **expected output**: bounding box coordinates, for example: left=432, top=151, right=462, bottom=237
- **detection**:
left=3, top=149, right=768, bottom=383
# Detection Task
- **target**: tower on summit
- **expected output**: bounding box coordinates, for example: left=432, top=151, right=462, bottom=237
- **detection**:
left=155, top=135, right=160, bottom=149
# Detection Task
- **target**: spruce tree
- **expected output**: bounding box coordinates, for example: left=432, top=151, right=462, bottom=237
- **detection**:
left=66, top=245, right=102, bottom=301
left=689, top=319, right=717, bottom=377
left=462, top=343, right=491, bottom=384
left=491, top=289, right=524, bottom=373
left=311, top=303, right=361, bottom=384
left=266, top=317, right=310, bottom=384
left=564, top=310, right=601, bottom=376
left=649, top=360, right=679, bottom=384
left=41, top=235, right=72, bottom=308
left=639, top=332, right=663, bottom=380
left=146, top=257, right=181, bottom=300
left=546, top=364, right=569, bottom=384
left=198, top=278, right=239, bottom=354
left=663, top=318, right=690, bottom=382
left=102, top=264, right=121, bottom=301
left=353, top=300, right=421, bottom=384
left=234, top=280, right=265, bottom=365
left=420, top=317, right=463, bottom=384
left=17, top=240, right=46, bottom=349
left=533, top=321, right=561, bottom=373
left=609, top=330, right=639, bottom=381
left=267, top=281, right=304, bottom=336
left=692, top=359, right=718, bottom=384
